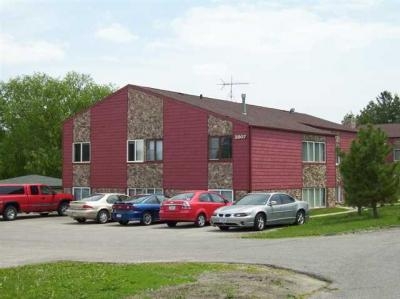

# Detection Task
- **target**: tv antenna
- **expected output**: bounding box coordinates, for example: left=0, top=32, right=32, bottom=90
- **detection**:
left=218, top=76, right=249, bottom=100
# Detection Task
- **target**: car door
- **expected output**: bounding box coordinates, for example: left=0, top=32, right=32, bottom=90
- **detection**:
left=28, top=185, right=53, bottom=212
left=197, top=193, right=214, bottom=219
left=267, top=194, right=284, bottom=223
left=279, top=194, right=297, bottom=223
left=40, top=185, right=57, bottom=211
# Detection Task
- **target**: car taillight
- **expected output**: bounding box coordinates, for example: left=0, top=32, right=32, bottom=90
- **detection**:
left=182, top=201, right=191, bottom=209
left=82, top=204, right=93, bottom=209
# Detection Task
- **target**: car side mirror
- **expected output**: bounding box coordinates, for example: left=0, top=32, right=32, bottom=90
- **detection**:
left=269, top=200, right=277, bottom=206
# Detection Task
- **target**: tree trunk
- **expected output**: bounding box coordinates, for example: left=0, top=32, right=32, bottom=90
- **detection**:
left=372, top=201, right=379, bottom=218
left=357, top=205, right=362, bottom=215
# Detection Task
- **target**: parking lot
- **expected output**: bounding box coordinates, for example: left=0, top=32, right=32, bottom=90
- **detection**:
left=1, top=214, right=400, bottom=298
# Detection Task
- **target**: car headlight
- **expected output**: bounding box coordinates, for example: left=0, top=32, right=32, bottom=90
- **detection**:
left=233, top=213, right=248, bottom=217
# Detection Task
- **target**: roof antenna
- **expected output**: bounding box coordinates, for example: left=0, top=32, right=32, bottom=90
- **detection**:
left=217, top=76, right=249, bottom=101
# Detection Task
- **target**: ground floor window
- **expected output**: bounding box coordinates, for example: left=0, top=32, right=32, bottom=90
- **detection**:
left=72, top=187, right=91, bottom=200
left=394, top=149, right=400, bottom=161
left=302, top=188, right=326, bottom=208
left=209, top=189, right=234, bottom=202
left=336, top=186, right=343, bottom=203
left=128, top=188, right=163, bottom=196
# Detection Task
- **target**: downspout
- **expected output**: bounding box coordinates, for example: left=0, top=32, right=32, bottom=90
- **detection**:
left=248, top=126, right=252, bottom=193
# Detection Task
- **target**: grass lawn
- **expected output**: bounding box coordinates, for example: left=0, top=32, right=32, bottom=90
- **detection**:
left=0, top=262, right=235, bottom=299
left=310, top=207, right=350, bottom=216
left=244, top=205, right=400, bottom=239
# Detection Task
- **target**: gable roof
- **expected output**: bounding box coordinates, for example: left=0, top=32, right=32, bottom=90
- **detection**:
left=372, top=123, right=400, bottom=138
left=0, top=175, right=62, bottom=187
left=130, top=85, right=356, bottom=136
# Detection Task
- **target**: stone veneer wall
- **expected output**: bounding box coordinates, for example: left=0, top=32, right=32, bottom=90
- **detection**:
left=73, top=164, right=90, bottom=187
left=303, top=165, right=327, bottom=187
left=208, top=115, right=232, bottom=136
left=208, top=163, right=233, bottom=189
left=327, top=188, right=336, bottom=208
left=73, top=110, right=90, bottom=141
left=127, top=164, right=163, bottom=188
left=234, top=190, right=248, bottom=201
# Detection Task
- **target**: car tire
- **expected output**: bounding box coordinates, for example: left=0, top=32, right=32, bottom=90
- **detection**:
left=218, top=226, right=229, bottom=231
left=253, top=213, right=265, bottom=231
left=119, top=220, right=129, bottom=225
left=96, top=210, right=109, bottom=224
left=141, top=212, right=153, bottom=226
left=3, top=205, right=17, bottom=221
left=295, top=210, right=305, bottom=225
left=166, top=221, right=177, bottom=227
left=195, top=213, right=206, bottom=227
left=57, top=201, right=69, bottom=216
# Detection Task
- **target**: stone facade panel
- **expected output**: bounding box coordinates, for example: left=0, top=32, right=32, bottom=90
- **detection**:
left=327, top=187, right=336, bottom=208
left=208, top=162, right=233, bottom=189
left=127, top=164, right=163, bottom=188
left=208, top=115, right=232, bottom=136
left=128, top=89, right=163, bottom=139
left=303, top=165, right=326, bottom=187
left=73, top=110, right=91, bottom=142
left=73, top=165, right=90, bottom=186
left=303, top=135, right=326, bottom=142
left=234, top=190, right=248, bottom=202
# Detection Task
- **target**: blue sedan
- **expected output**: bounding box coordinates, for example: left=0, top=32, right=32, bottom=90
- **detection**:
left=111, top=194, right=166, bottom=225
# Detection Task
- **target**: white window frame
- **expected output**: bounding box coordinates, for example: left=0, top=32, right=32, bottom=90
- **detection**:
left=72, top=187, right=91, bottom=200
left=302, top=187, right=326, bottom=208
left=394, top=149, right=400, bottom=161
left=127, top=188, right=163, bottom=196
left=127, top=139, right=144, bottom=162
left=302, top=141, right=326, bottom=163
left=209, top=189, right=234, bottom=202
left=73, top=142, right=90, bottom=163
left=335, top=186, right=343, bottom=203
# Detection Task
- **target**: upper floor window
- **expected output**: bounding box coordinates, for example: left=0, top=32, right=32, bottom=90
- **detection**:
left=146, top=139, right=163, bottom=161
left=209, top=136, right=232, bottom=160
left=73, top=142, right=90, bottom=163
left=394, top=149, right=400, bottom=161
left=302, top=141, right=325, bottom=162
left=127, top=140, right=144, bottom=162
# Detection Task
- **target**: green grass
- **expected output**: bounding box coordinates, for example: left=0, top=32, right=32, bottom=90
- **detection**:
left=310, top=207, right=350, bottom=216
left=0, top=262, right=235, bottom=299
left=244, top=205, right=400, bottom=239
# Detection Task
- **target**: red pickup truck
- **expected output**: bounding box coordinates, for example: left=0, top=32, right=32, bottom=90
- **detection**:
left=0, top=184, right=73, bottom=221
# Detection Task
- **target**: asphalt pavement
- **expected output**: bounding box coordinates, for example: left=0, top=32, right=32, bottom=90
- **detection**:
left=1, top=214, right=399, bottom=298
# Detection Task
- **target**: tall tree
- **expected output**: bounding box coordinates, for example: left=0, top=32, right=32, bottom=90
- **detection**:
left=0, top=72, right=115, bottom=179
left=357, top=91, right=400, bottom=125
left=340, top=125, right=400, bottom=217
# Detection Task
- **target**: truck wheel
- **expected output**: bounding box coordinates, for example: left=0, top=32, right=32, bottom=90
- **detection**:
left=57, top=201, right=69, bottom=216
left=3, top=205, right=17, bottom=221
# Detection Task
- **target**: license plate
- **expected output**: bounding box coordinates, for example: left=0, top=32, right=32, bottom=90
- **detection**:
left=220, top=217, right=226, bottom=223
left=116, top=214, right=121, bottom=218
left=169, top=205, right=176, bottom=211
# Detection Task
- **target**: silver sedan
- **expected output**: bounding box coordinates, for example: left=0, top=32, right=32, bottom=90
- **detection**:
left=211, top=192, right=309, bottom=231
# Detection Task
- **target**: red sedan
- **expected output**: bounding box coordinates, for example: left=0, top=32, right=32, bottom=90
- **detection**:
left=159, top=190, right=230, bottom=227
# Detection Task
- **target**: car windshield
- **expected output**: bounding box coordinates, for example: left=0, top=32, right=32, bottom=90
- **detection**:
left=80, top=194, right=104, bottom=202
left=130, top=195, right=152, bottom=204
left=169, top=193, right=194, bottom=201
left=235, top=194, right=271, bottom=205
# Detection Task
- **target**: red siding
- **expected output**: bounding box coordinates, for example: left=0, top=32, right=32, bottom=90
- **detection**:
left=90, top=88, right=128, bottom=189
left=62, top=119, right=73, bottom=188
left=163, top=100, right=208, bottom=189
left=233, top=122, right=250, bottom=190
left=340, top=131, right=356, bottom=153
left=326, top=136, right=336, bottom=187
left=251, top=128, right=303, bottom=190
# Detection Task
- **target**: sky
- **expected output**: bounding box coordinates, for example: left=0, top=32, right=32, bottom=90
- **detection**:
left=1, top=0, right=399, bottom=123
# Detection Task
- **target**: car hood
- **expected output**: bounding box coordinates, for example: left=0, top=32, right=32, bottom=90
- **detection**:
left=215, top=205, right=260, bottom=214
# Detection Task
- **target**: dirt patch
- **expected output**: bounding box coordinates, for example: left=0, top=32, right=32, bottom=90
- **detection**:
left=129, top=264, right=330, bottom=299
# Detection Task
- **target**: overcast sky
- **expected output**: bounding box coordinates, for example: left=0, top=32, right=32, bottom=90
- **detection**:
left=1, top=0, right=399, bottom=123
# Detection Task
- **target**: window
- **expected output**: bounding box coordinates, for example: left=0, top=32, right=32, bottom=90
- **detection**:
left=128, top=188, right=163, bottom=196
left=209, top=136, right=232, bottom=160
left=199, top=193, right=211, bottom=202
left=336, top=186, right=343, bottom=203
left=40, top=186, right=53, bottom=195
left=302, top=141, right=325, bottom=162
left=302, top=188, right=326, bottom=208
left=72, top=187, right=91, bottom=200
left=146, top=139, right=163, bottom=161
left=209, top=193, right=225, bottom=203
left=127, top=140, right=144, bottom=162
left=336, top=147, right=341, bottom=165
left=270, top=194, right=282, bottom=205
left=209, top=189, right=234, bottom=202
left=0, top=186, right=25, bottom=195
left=394, top=149, right=400, bottom=161
left=73, top=142, right=90, bottom=162
left=30, top=186, right=39, bottom=195
left=280, top=194, right=295, bottom=204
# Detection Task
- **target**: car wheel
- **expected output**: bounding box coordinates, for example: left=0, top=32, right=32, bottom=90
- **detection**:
left=119, top=220, right=129, bottom=225
left=75, top=218, right=86, bottom=223
left=195, top=213, right=206, bottom=227
left=218, top=226, right=229, bottom=231
left=57, top=201, right=69, bottom=216
left=96, top=210, right=109, bottom=224
left=3, top=205, right=17, bottom=221
left=141, top=212, right=153, bottom=226
left=295, top=210, right=305, bottom=225
left=253, top=213, right=265, bottom=231
left=166, top=221, right=177, bottom=227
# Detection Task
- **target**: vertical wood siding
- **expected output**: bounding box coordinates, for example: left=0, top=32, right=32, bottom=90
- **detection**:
left=251, top=128, right=303, bottom=190
left=62, top=120, right=73, bottom=188
left=326, top=136, right=336, bottom=187
left=233, top=122, right=250, bottom=190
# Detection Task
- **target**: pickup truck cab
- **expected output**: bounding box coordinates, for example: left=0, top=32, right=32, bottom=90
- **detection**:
left=0, top=184, right=73, bottom=221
